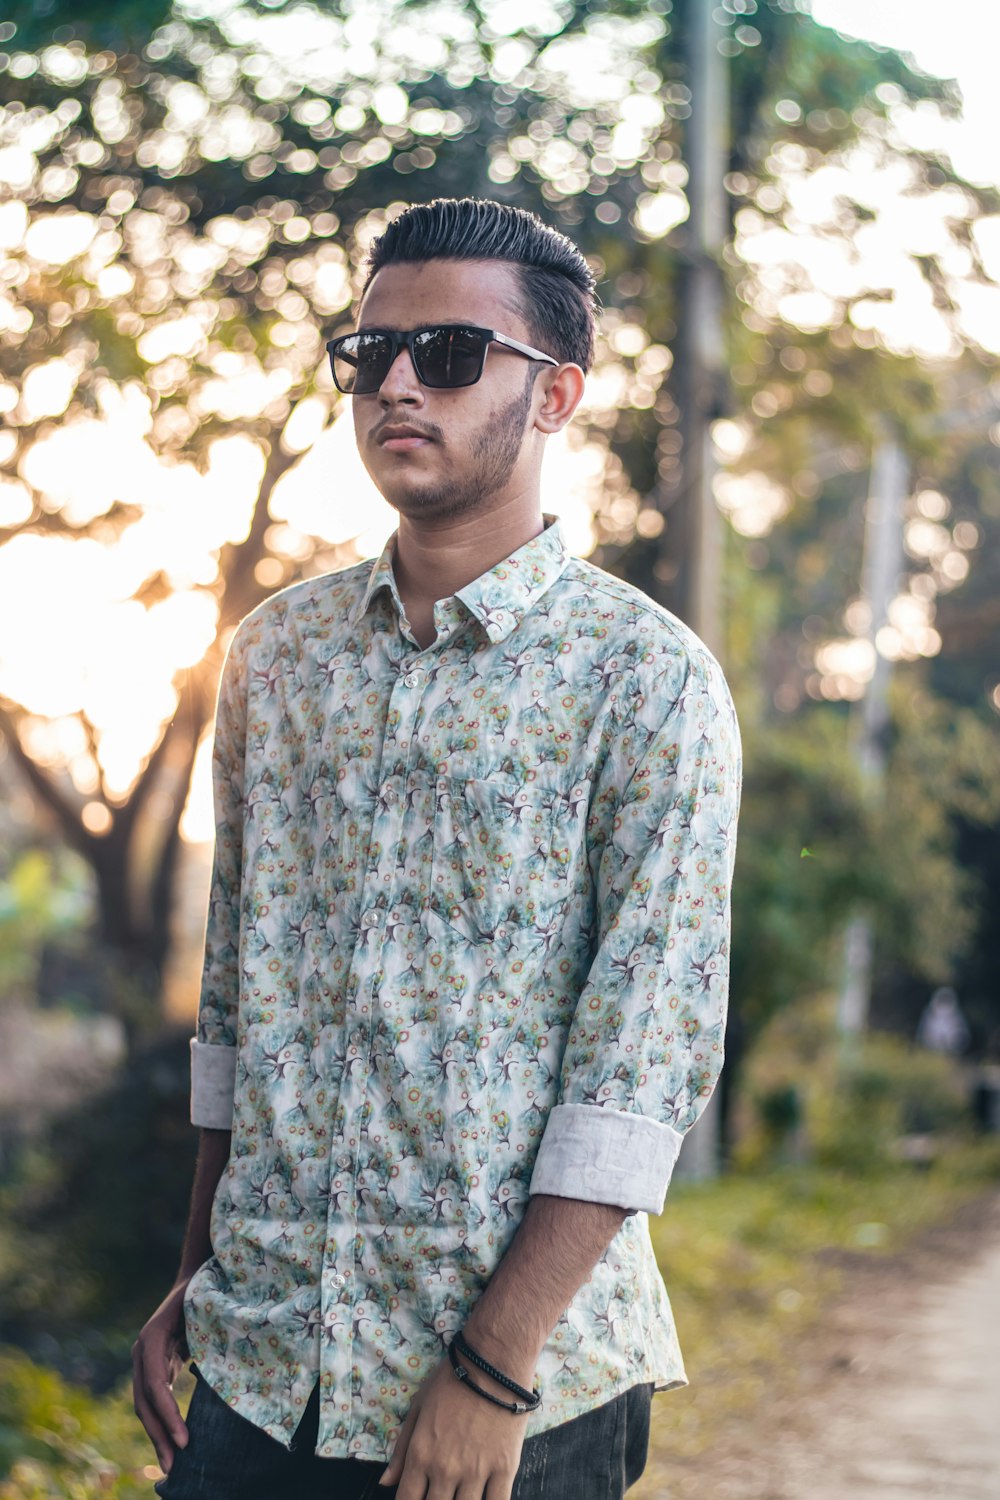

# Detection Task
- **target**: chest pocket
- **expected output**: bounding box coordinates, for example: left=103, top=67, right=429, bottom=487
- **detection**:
left=429, top=775, right=557, bottom=944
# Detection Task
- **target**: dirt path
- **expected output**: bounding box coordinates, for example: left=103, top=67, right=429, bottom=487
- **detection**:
left=635, top=1190, right=1000, bottom=1499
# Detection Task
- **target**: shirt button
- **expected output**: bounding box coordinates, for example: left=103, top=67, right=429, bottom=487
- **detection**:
left=403, top=672, right=421, bottom=688
left=336, top=1152, right=351, bottom=1169
left=328, top=1271, right=346, bottom=1289
left=382, top=783, right=398, bottom=805
left=361, top=909, right=381, bottom=929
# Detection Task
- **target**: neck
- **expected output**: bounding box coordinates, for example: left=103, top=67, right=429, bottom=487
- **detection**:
left=392, top=497, right=545, bottom=610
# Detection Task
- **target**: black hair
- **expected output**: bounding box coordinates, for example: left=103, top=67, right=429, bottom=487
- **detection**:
left=362, top=197, right=598, bottom=372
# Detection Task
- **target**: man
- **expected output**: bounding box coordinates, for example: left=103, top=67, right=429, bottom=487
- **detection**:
left=133, top=197, right=741, bottom=1500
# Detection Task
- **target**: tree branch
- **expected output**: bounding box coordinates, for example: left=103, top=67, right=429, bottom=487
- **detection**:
left=0, top=700, right=92, bottom=859
left=0, top=501, right=144, bottom=548
left=115, top=693, right=190, bottom=845
left=217, top=434, right=302, bottom=634
left=147, top=673, right=208, bottom=968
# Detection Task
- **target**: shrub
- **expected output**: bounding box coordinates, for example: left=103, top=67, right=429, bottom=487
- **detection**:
left=811, top=1034, right=970, bottom=1173
left=0, top=1344, right=154, bottom=1496
left=733, top=996, right=971, bottom=1173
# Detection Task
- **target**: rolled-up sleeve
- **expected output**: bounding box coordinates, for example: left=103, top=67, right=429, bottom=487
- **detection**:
left=529, top=648, right=741, bottom=1214
left=190, top=628, right=248, bottom=1130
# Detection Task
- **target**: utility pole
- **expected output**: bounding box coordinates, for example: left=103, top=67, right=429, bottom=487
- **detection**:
left=679, top=0, right=729, bottom=657
left=836, top=437, right=908, bottom=1044
left=623, top=0, right=729, bottom=646
left=673, top=0, right=729, bottom=1178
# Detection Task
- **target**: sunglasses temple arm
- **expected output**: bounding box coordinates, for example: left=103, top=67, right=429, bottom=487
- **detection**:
left=492, top=332, right=559, bottom=366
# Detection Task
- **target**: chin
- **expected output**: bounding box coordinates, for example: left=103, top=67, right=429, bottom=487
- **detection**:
left=364, top=455, right=444, bottom=511
left=386, top=484, right=484, bottom=524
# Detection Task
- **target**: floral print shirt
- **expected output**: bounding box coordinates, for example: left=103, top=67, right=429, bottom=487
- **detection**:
left=185, top=513, right=741, bottom=1460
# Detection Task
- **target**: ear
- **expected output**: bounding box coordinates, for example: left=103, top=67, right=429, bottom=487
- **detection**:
left=533, top=363, right=586, bottom=435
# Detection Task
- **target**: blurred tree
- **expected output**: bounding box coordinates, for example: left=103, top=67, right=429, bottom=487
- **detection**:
left=0, top=0, right=997, bottom=1036
left=0, top=1027, right=195, bottom=1374
left=0, top=849, right=91, bottom=1004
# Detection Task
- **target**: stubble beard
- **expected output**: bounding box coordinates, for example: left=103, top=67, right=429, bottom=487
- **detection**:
left=384, top=373, right=535, bottom=524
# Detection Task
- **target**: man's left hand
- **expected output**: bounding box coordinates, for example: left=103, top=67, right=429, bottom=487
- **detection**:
left=379, top=1353, right=529, bottom=1500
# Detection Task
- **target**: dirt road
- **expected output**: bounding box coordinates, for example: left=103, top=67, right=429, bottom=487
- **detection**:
left=635, top=1190, right=1000, bottom=1499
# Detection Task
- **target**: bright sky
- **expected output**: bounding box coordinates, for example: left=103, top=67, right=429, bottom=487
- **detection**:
left=811, top=0, right=1000, bottom=187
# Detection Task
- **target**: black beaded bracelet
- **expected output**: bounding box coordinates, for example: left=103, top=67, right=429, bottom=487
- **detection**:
left=447, top=1339, right=541, bottom=1415
left=448, top=1330, right=541, bottom=1414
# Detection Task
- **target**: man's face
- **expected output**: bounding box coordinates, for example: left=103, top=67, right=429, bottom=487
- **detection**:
left=350, top=258, right=549, bottom=525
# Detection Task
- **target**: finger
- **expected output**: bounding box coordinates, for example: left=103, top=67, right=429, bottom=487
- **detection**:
left=423, top=1475, right=462, bottom=1500
left=457, top=1481, right=491, bottom=1500
left=134, top=1342, right=189, bottom=1455
left=393, top=1450, right=433, bottom=1500
left=379, top=1404, right=418, bottom=1486
left=149, top=1373, right=190, bottom=1450
left=168, top=1308, right=191, bottom=1365
left=132, top=1386, right=177, bottom=1475
left=484, top=1472, right=517, bottom=1500
left=132, top=1347, right=167, bottom=1460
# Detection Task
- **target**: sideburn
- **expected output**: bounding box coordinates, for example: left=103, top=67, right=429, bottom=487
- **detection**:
left=469, top=366, right=538, bottom=500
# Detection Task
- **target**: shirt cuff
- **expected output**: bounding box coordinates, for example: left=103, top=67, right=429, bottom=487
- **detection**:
left=529, top=1102, right=683, bottom=1215
left=190, top=1039, right=237, bottom=1129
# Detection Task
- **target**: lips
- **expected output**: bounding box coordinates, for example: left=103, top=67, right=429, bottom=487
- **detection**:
left=376, top=425, right=435, bottom=448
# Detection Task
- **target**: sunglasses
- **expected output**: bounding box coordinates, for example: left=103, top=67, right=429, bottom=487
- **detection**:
left=325, top=323, right=559, bottom=395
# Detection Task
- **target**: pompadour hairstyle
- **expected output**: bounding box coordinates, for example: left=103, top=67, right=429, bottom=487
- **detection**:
left=362, top=197, right=599, bottom=372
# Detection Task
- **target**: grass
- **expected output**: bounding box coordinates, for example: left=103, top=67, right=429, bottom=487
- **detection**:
left=0, top=1348, right=178, bottom=1500
left=1, top=1140, right=998, bottom=1497
left=644, top=1137, right=1000, bottom=1462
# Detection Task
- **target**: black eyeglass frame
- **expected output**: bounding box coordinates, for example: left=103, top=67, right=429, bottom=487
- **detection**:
left=325, top=323, right=560, bottom=395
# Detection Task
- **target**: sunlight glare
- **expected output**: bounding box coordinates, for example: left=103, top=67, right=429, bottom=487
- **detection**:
left=21, top=358, right=78, bottom=421
left=24, top=210, right=98, bottom=265
left=713, top=471, right=792, bottom=537
left=0, top=478, right=32, bottom=526
left=180, top=728, right=215, bottom=844
left=0, top=200, right=27, bottom=250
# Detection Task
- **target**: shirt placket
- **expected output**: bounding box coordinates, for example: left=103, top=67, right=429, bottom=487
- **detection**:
left=317, top=627, right=433, bottom=1453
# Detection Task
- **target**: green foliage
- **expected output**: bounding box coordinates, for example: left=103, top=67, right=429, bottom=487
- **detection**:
left=3, top=1, right=173, bottom=55
left=721, top=538, right=1000, bottom=1067
left=756, top=1081, right=802, bottom=1135
left=813, top=1036, right=971, bottom=1173
left=0, top=1031, right=195, bottom=1367
left=729, top=711, right=876, bottom=1042
left=0, top=1346, right=165, bottom=1497
left=734, top=995, right=972, bottom=1174
left=872, top=686, right=1000, bottom=985
left=0, top=853, right=93, bottom=1004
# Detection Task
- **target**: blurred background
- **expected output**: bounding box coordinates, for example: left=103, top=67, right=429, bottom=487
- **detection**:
left=1, top=0, right=999, bottom=1494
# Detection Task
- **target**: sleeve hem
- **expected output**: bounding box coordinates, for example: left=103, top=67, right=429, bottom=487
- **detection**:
left=190, top=1038, right=237, bottom=1129
left=528, top=1102, right=683, bottom=1216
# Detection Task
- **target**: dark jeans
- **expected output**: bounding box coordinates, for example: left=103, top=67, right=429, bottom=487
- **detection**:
left=155, top=1367, right=653, bottom=1500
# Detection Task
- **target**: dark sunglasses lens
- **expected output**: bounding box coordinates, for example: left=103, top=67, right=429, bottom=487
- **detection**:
left=330, top=333, right=393, bottom=394
left=413, top=326, right=487, bottom=388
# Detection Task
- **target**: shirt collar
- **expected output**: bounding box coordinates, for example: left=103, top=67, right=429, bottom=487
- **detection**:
left=349, top=513, right=571, bottom=645
left=350, top=530, right=402, bottom=627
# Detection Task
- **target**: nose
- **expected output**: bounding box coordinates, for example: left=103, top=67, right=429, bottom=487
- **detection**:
left=377, top=345, right=424, bottom=406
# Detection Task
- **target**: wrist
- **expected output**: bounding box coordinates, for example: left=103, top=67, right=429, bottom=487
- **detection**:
left=447, top=1334, right=540, bottom=1416
left=176, top=1248, right=210, bottom=1283
left=456, top=1320, right=540, bottom=1391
